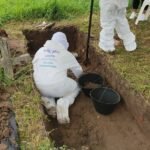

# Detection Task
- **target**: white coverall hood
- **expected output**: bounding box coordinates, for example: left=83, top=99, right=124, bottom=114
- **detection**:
left=50, top=32, right=69, bottom=50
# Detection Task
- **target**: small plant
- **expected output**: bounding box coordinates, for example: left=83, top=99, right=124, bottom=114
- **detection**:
left=0, top=68, right=13, bottom=87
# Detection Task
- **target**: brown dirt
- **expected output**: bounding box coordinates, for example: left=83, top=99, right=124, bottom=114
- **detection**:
left=23, top=25, right=150, bottom=149
left=0, top=143, right=8, bottom=150
left=83, top=82, right=101, bottom=89
left=0, top=101, right=11, bottom=140
left=0, top=29, right=8, bottom=38
left=0, top=89, right=12, bottom=149
left=8, top=38, right=26, bottom=57
left=23, top=25, right=85, bottom=57
left=45, top=93, right=150, bottom=150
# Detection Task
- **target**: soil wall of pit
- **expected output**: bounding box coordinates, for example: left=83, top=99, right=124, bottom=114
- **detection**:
left=23, top=25, right=150, bottom=138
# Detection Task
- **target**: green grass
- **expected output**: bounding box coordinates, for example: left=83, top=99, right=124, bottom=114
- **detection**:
left=0, top=68, right=13, bottom=87
left=10, top=64, right=54, bottom=149
left=9, top=64, right=69, bottom=149
left=0, top=0, right=99, bottom=25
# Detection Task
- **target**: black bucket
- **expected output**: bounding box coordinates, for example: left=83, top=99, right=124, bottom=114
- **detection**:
left=90, top=87, right=120, bottom=115
left=78, top=73, right=104, bottom=97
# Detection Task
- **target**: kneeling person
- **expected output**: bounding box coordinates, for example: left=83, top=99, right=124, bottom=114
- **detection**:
left=32, top=32, right=83, bottom=124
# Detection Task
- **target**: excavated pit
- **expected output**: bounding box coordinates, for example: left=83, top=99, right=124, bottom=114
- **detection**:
left=23, top=25, right=150, bottom=150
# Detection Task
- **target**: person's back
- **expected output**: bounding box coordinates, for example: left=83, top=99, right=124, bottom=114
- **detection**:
left=32, top=32, right=83, bottom=124
left=33, top=40, right=69, bottom=85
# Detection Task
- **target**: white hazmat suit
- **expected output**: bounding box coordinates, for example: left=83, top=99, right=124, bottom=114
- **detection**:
left=32, top=32, right=83, bottom=124
left=99, top=0, right=137, bottom=52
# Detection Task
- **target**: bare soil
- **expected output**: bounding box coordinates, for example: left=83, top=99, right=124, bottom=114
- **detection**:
left=83, top=82, right=101, bottom=89
left=0, top=89, right=12, bottom=149
left=0, top=102, right=11, bottom=141
left=45, top=93, right=150, bottom=150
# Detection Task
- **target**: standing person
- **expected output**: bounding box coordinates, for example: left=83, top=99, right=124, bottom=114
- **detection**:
left=99, top=0, right=137, bottom=52
left=32, top=32, right=83, bottom=124
left=130, top=0, right=148, bottom=20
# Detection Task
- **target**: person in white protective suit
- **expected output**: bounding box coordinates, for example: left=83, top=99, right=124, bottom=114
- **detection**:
left=99, top=0, right=137, bottom=52
left=32, top=32, right=83, bottom=124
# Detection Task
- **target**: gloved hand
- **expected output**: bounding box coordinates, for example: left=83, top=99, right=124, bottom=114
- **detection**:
left=70, top=66, right=83, bottom=79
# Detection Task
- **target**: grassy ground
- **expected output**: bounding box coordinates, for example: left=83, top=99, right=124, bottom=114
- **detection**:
left=0, top=0, right=99, bottom=25
left=0, top=20, right=75, bottom=150
left=0, top=65, right=53, bottom=149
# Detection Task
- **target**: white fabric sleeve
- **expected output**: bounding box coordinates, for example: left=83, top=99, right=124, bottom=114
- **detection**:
left=70, top=65, right=83, bottom=78
left=65, top=53, right=83, bottom=78
left=57, top=51, right=83, bottom=78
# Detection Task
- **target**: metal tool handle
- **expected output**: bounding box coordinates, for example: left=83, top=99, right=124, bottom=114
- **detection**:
left=86, top=0, right=94, bottom=63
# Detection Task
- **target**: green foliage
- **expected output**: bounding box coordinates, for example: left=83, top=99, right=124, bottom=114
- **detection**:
left=0, top=0, right=99, bottom=25
left=0, top=68, right=13, bottom=87
left=45, top=1, right=67, bottom=20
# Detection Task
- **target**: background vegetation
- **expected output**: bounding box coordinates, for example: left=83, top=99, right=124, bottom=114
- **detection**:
left=0, top=0, right=99, bottom=25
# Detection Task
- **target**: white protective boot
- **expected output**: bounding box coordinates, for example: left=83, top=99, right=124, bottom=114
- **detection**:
left=115, top=8, right=137, bottom=52
left=124, top=41, right=137, bottom=52
left=41, top=97, right=56, bottom=118
left=56, top=87, right=80, bottom=124
left=98, top=42, right=115, bottom=52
